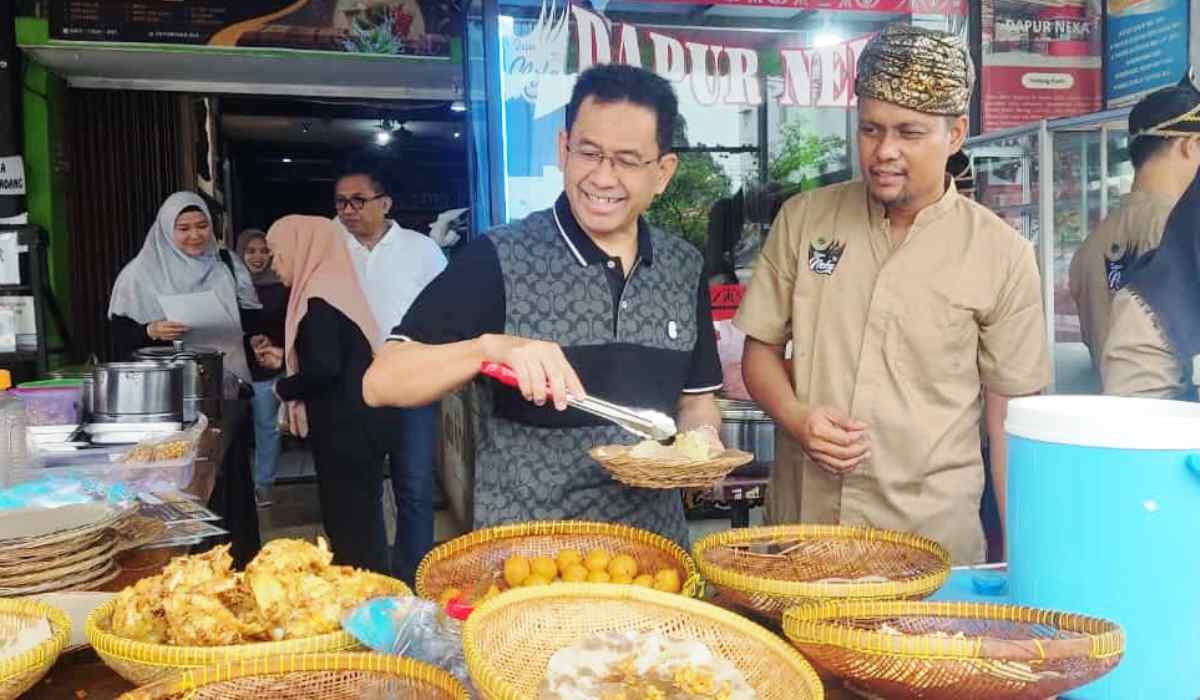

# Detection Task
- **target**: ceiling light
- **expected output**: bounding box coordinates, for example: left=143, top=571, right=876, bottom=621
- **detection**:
left=375, top=130, right=392, bottom=146
left=281, top=157, right=293, bottom=163
left=812, top=31, right=842, bottom=48
left=450, top=100, right=467, bottom=113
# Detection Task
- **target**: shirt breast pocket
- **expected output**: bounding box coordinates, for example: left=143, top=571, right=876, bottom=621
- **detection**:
left=890, top=299, right=979, bottom=385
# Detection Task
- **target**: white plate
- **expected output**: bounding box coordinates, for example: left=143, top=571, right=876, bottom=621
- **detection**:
left=23, top=591, right=116, bottom=650
left=90, top=431, right=178, bottom=445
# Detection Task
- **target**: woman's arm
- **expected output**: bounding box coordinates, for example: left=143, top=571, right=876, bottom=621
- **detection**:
left=110, top=315, right=170, bottom=359
left=274, top=302, right=344, bottom=402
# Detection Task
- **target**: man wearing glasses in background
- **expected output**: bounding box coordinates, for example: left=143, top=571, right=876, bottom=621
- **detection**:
left=333, top=166, right=446, bottom=584
left=363, top=64, right=723, bottom=547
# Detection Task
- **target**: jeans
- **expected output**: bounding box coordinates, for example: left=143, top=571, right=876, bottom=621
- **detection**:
left=250, top=379, right=282, bottom=490
left=386, top=403, right=438, bottom=584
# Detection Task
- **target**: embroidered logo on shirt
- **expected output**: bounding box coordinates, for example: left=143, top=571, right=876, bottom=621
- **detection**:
left=668, top=321, right=679, bottom=339
left=808, top=237, right=846, bottom=276
left=1104, top=243, right=1136, bottom=291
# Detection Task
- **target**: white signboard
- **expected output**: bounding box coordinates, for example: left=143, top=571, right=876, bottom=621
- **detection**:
left=0, top=157, right=26, bottom=196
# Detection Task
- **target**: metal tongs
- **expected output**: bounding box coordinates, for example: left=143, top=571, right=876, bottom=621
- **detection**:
left=479, top=362, right=677, bottom=441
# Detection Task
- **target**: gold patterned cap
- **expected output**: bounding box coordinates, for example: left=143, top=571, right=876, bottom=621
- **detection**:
left=855, top=23, right=975, bottom=116
left=1128, top=76, right=1200, bottom=139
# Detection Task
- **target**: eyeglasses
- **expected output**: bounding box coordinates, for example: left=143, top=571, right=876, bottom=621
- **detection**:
left=565, top=144, right=661, bottom=173
left=335, top=193, right=387, bottom=212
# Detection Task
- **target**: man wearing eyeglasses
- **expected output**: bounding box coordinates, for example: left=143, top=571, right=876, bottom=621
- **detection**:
left=333, top=165, right=446, bottom=584
left=363, top=64, right=723, bottom=547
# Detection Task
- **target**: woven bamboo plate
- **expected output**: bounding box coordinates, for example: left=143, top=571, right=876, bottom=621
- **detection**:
left=783, top=600, right=1125, bottom=700
left=415, top=520, right=701, bottom=602
left=0, top=559, right=119, bottom=597
left=463, top=583, right=824, bottom=700
left=116, top=653, right=469, bottom=700
left=0, top=502, right=133, bottom=552
left=0, top=533, right=114, bottom=575
left=0, top=598, right=71, bottom=700
left=86, top=573, right=412, bottom=685
left=692, top=525, right=950, bottom=622
left=589, top=445, right=753, bottom=488
left=0, top=538, right=116, bottom=583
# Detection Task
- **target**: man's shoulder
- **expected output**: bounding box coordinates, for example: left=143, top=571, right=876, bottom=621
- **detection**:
left=647, top=225, right=703, bottom=271
left=485, top=208, right=556, bottom=246
left=778, top=179, right=865, bottom=216
left=953, top=195, right=1030, bottom=249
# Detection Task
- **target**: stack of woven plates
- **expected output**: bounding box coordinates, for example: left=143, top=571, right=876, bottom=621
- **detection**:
left=0, top=502, right=162, bottom=596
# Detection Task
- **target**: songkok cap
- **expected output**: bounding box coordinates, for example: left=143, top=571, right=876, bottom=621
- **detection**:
left=855, top=23, right=975, bottom=116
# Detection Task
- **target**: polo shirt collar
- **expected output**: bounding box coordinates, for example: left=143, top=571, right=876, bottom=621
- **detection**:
left=553, top=193, right=654, bottom=267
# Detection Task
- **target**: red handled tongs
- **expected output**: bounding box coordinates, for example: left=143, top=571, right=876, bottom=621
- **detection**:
left=479, top=362, right=677, bottom=441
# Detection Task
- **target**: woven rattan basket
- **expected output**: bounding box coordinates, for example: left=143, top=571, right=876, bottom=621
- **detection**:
left=0, top=599, right=71, bottom=700
left=415, top=520, right=701, bottom=601
left=783, top=600, right=1125, bottom=700
left=693, top=525, right=950, bottom=622
left=589, top=445, right=753, bottom=488
left=86, top=574, right=411, bottom=686
left=463, top=583, right=824, bottom=700
left=116, top=653, right=469, bottom=699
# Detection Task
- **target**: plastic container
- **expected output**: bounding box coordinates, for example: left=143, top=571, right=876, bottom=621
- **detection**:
left=1006, top=395, right=1200, bottom=699
left=0, top=370, right=28, bottom=488
left=10, top=386, right=83, bottom=426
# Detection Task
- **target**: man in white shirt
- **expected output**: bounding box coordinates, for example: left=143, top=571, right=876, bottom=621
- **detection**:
left=334, top=166, right=447, bottom=584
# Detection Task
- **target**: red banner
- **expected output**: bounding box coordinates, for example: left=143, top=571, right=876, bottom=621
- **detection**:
left=639, top=0, right=968, bottom=15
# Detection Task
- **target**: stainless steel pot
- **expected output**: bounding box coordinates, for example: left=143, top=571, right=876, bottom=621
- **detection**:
left=91, top=361, right=184, bottom=423
left=133, top=343, right=224, bottom=422
left=716, top=397, right=773, bottom=477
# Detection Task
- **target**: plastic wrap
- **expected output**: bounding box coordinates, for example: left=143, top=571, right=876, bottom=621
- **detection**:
left=342, top=596, right=474, bottom=694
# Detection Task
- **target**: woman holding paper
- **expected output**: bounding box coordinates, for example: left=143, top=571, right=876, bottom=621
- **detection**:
left=108, top=191, right=262, bottom=381
left=252, top=215, right=389, bottom=574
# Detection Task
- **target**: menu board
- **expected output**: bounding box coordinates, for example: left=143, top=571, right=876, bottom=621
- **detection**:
left=50, top=1, right=461, bottom=57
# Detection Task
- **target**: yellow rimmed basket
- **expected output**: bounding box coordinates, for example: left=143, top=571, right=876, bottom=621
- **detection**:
left=693, top=525, right=950, bottom=622
left=85, top=573, right=411, bottom=686
left=463, top=583, right=824, bottom=700
left=589, top=445, right=754, bottom=488
left=415, top=520, right=702, bottom=601
left=0, top=598, right=71, bottom=700
left=115, top=652, right=469, bottom=700
left=783, top=600, right=1125, bottom=700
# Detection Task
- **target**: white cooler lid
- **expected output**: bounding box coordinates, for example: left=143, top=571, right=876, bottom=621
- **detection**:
left=1006, top=395, right=1200, bottom=450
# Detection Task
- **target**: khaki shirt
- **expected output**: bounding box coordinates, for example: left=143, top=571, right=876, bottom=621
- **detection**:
left=734, top=180, right=1050, bottom=565
left=1068, top=191, right=1174, bottom=367
left=1101, top=289, right=1185, bottom=399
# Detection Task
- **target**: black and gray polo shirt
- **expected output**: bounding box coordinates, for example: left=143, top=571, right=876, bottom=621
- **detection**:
left=392, top=193, right=722, bottom=546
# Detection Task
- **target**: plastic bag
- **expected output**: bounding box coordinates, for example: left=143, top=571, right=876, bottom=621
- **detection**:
left=0, top=474, right=133, bottom=511
left=342, top=596, right=475, bottom=694
left=714, top=319, right=751, bottom=400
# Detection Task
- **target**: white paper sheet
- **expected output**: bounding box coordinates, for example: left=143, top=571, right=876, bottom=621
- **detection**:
left=0, top=233, right=18, bottom=285
left=157, top=290, right=233, bottom=330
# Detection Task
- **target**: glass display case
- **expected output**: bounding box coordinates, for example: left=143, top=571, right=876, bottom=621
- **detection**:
left=966, top=106, right=1133, bottom=395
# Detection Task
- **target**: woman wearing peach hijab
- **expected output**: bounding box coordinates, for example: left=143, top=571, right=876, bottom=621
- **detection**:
left=257, top=215, right=388, bottom=573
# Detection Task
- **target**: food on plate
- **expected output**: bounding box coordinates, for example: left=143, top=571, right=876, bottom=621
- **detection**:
left=0, top=616, right=52, bottom=660
left=108, top=539, right=393, bottom=645
left=627, top=427, right=723, bottom=461
left=439, top=548, right=685, bottom=612
left=538, top=630, right=756, bottom=700
left=122, top=439, right=193, bottom=464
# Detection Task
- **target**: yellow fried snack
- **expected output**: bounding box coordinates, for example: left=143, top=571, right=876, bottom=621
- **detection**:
left=108, top=539, right=393, bottom=646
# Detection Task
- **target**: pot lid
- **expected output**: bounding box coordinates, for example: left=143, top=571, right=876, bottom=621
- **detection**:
left=134, top=344, right=223, bottom=360
left=716, top=397, right=771, bottom=422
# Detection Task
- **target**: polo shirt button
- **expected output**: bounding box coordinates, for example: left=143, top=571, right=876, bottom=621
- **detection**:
left=621, top=301, right=629, bottom=310
left=607, top=260, right=616, bottom=269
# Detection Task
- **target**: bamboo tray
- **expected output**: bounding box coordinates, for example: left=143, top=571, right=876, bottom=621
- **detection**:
left=0, top=599, right=71, bottom=700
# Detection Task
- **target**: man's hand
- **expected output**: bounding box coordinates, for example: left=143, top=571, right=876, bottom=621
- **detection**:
left=784, top=405, right=870, bottom=475
left=255, top=345, right=284, bottom=371
left=480, top=334, right=586, bottom=411
left=148, top=320, right=190, bottom=341
left=249, top=335, right=271, bottom=351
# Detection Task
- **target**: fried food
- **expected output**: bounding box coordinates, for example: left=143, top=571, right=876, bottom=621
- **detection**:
left=628, top=427, right=723, bottom=461
left=108, top=539, right=393, bottom=646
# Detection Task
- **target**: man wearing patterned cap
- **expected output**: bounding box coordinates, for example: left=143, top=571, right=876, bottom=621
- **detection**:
left=735, top=23, right=1050, bottom=564
left=1070, top=81, right=1200, bottom=371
